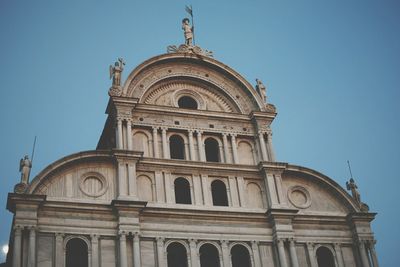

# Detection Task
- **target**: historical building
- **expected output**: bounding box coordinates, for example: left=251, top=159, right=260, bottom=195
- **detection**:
left=4, top=19, right=379, bottom=267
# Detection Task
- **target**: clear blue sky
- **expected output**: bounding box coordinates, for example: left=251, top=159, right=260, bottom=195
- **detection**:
left=0, top=0, right=399, bottom=265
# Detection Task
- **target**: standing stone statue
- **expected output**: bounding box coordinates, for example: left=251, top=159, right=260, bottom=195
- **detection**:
left=255, top=79, right=267, bottom=103
left=346, top=178, right=361, bottom=205
left=109, top=58, right=126, bottom=87
left=19, top=155, right=32, bottom=184
left=182, top=18, right=194, bottom=46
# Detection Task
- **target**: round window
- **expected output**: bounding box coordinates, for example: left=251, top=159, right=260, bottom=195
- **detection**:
left=178, top=96, right=198, bottom=109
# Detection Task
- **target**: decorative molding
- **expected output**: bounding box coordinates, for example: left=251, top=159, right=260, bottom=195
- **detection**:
left=287, top=186, right=312, bottom=209
left=79, top=172, right=109, bottom=198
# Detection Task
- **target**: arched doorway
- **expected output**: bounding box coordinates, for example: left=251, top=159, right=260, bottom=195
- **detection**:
left=211, top=180, right=229, bottom=206
left=174, top=177, right=192, bottom=204
left=167, top=242, right=188, bottom=267
left=205, top=138, right=220, bottom=162
left=316, top=246, right=335, bottom=267
left=231, top=244, right=251, bottom=267
left=170, top=135, right=185, bottom=159
left=66, top=238, right=88, bottom=267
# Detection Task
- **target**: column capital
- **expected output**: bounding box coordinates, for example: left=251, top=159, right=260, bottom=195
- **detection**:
left=118, top=230, right=127, bottom=238
left=222, top=132, right=229, bottom=137
left=13, top=225, right=23, bottom=232
left=288, top=238, right=296, bottom=245
left=251, top=240, right=259, bottom=248
left=133, top=232, right=140, bottom=241
left=306, top=242, right=315, bottom=248
left=275, top=238, right=286, bottom=245
left=160, top=126, right=168, bottom=131
left=156, top=237, right=164, bottom=243
left=195, top=129, right=203, bottom=134
left=220, top=240, right=229, bottom=246
left=55, top=232, right=64, bottom=239
left=152, top=126, right=159, bottom=130
left=230, top=133, right=237, bottom=138
left=188, top=129, right=195, bottom=134
left=91, top=234, right=99, bottom=241
left=27, top=225, right=37, bottom=231
left=257, top=130, right=266, bottom=135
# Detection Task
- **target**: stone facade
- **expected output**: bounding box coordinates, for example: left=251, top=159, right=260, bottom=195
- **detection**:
left=5, top=49, right=379, bottom=267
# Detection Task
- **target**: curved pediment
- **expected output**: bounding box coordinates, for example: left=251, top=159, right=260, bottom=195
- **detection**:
left=282, top=165, right=360, bottom=214
left=121, top=53, right=266, bottom=114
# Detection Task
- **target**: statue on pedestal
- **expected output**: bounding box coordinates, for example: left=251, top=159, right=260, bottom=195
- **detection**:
left=256, top=79, right=267, bottom=103
left=346, top=178, right=369, bottom=212
left=109, top=58, right=125, bottom=87
left=182, top=18, right=194, bottom=46
left=19, top=155, right=32, bottom=184
left=108, top=58, right=125, bottom=97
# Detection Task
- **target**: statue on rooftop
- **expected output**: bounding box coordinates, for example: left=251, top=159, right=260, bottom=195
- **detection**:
left=255, top=79, right=267, bottom=103
left=182, top=18, right=194, bottom=46
left=19, top=155, right=32, bottom=184
left=109, top=58, right=125, bottom=87
left=346, top=178, right=361, bottom=205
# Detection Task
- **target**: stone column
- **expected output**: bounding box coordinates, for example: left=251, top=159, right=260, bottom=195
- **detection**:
left=221, top=240, right=230, bottom=267
left=161, top=127, right=169, bottom=159
left=368, top=240, right=379, bottom=267
left=126, top=119, right=133, bottom=150
left=152, top=127, right=160, bottom=158
left=55, top=233, right=64, bottom=267
left=288, top=239, right=299, bottom=267
left=218, top=144, right=225, bottom=163
left=266, top=131, right=276, bottom=162
left=189, top=239, right=199, bottom=267
left=196, top=130, right=205, bottom=161
left=222, top=133, right=230, bottom=163
left=117, top=118, right=123, bottom=149
left=258, top=132, right=268, bottom=161
left=156, top=237, right=164, bottom=267
left=276, top=239, right=288, bottom=267
left=133, top=232, right=141, bottom=267
left=91, top=235, right=99, bottom=267
left=333, top=243, right=345, bottom=267
left=27, top=226, right=36, bottom=267
left=306, top=242, right=317, bottom=267
left=230, top=134, right=238, bottom=164
left=188, top=130, right=195, bottom=161
left=251, top=241, right=261, bottom=267
left=12, top=226, right=22, bottom=267
left=358, top=240, right=371, bottom=267
left=119, top=232, right=128, bottom=267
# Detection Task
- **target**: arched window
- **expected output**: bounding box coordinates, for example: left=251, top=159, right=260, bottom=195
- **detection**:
left=170, top=135, right=185, bottom=159
left=66, top=238, right=88, bottom=267
left=205, top=138, right=220, bottom=162
left=211, top=180, right=228, bottom=206
left=200, top=244, right=220, bottom=267
left=316, top=246, right=335, bottom=267
left=167, top=242, right=188, bottom=267
left=178, top=96, right=198, bottom=109
left=231, top=244, right=251, bottom=267
left=175, top=178, right=192, bottom=204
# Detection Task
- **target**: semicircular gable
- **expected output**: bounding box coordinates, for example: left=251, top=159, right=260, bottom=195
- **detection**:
left=283, top=165, right=360, bottom=214
left=122, top=53, right=266, bottom=114
left=27, top=151, right=114, bottom=197
left=142, top=78, right=239, bottom=113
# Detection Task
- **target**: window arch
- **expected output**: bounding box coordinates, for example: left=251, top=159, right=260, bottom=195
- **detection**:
left=174, top=178, right=192, bottom=204
left=200, top=243, right=220, bottom=267
left=66, top=238, right=88, bottom=267
left=205, top=138, right=220, bottom=162
left=170, top=135, right=185, bottom=159
left=231, top=244, right=251, bottom=267
left=211, top=180, right=229, bottom=206
left=316, top=246, right=335, bottom=267
left=178, top=96, right=198, bottom=109
left=167, top=242, right=188, bottom=267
